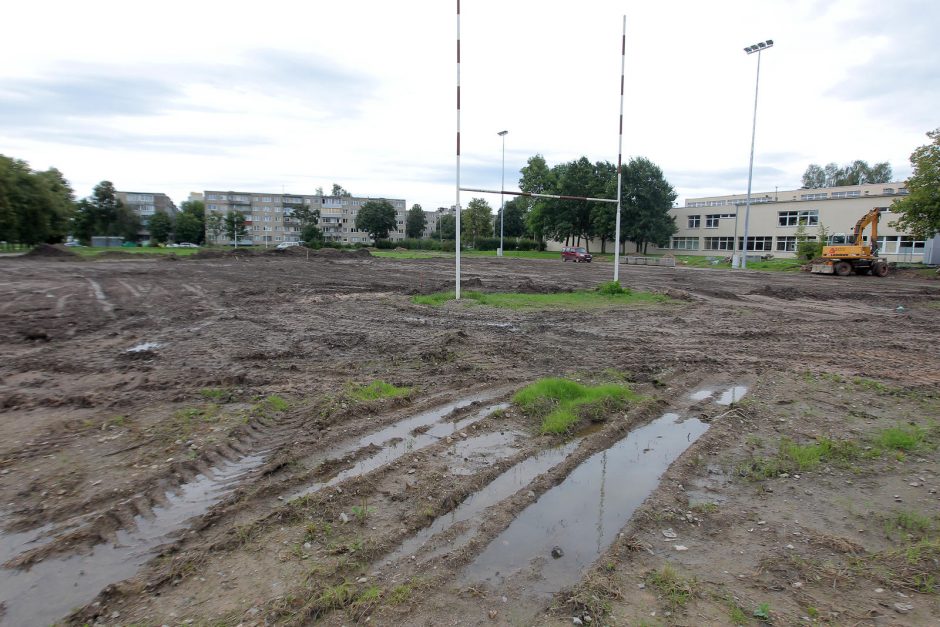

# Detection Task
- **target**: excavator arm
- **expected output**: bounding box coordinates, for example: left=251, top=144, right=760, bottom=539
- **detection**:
left=852, top=208, right=881, bottom=254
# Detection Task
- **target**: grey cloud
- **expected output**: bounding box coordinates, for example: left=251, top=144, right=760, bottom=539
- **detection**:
left=826, top=4, right=940, bottom=130
left=0, top=50, right=374, bottom=151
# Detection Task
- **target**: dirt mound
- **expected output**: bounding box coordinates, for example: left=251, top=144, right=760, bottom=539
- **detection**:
left=23, top=244, right=79, bottom=259
left=350, top=248, right=372, bottom=257
left=750, top=284, right=815, bottom=300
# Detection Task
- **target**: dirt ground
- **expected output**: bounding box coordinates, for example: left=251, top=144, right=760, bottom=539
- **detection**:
left=1, top=248, right=939, bottom=626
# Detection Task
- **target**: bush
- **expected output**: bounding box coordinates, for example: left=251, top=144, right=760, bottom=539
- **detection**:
left=797, top=240, right=823, bottom=260
left=471, top=237, right=543, bottom=251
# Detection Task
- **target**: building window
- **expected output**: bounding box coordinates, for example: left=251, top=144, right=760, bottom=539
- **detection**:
left=671, top=237, right=699, bottom=250
left=800, top=193, right=828, bottom=200
left=739, top=236, right=773, bottom=251
left=878, top=235, right=925, bottom=255
left=705, top=214, right=720, bottom=228
left=778, top=210, right=819, bottom=227
left=703, top=237, right=734, bottom=250
left=688, top=215, right=700, bottom=228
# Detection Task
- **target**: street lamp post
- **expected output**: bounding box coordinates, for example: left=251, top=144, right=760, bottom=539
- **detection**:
left=498, top=130, right=508, bottom=257
left=740, top=39, right=773, bottom=270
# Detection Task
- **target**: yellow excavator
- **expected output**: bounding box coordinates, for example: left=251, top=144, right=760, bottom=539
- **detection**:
left=810, top=208, right=889, bottom=277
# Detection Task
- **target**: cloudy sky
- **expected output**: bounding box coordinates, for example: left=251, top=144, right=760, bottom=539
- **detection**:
left=2, top=0, right=937, bottom=210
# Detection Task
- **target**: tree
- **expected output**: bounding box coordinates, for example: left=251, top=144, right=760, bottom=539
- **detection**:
left=175, top=212, right=203, bottom=243
left=114, top=204, right=142, bottom=241
left=355, top=199, right=397, bottom=244
left=205, top=212, right=225, bottom=243
left=147, top=211, right=173, bottom=243
left=290, top=204, right=321, bottom=229
left=801, top=164, right=826, bottom=189
left=436, top=213, right=456, bottom=239
left=223, top=211, right=247, bottom=243
left=494, top=198, right=527, bottom=238
left=619, top=157, right=677, bottom=254
left=801, top=160, right=893, bottom=188
left=302, top=223, right=324, bottom=248
left=0, top=156, right=74, bottom=246
left=179, top=199, right=205, bottom=244
left=331, top=183, right=352, bottom=197
left=462, top=198, right=493, bottom=247
left=891, top=128, right=940, bottom=238
left=314, top=186, right=325, bottom=196
left=90, top=181, right=121, bottom=235
left=406, top=204, right=427, bottom=238
left=519, top=154, right=555, bottom=244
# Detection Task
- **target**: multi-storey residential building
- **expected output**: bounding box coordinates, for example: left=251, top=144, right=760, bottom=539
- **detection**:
left=115, top=191, right=178, bottom=239
left=423, top=206, right=457, bottom=238
left=659, top=182, right=932, bottom=263
left=203, top=191, right=407, bottom=246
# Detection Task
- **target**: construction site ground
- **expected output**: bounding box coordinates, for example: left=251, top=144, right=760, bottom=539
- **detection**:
left=1, top=247, right=939, bottom=626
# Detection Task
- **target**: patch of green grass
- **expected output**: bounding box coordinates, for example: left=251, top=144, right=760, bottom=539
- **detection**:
left=316, top=581, right=354, bottom=611
left=884, top=510, right=934, bottom=538
left=645, top=564, right=697, bottom=609
left=513, top=377, right=639, bottom=434
left=346, top=380, right=412, bottom=402
left=876, top=425, right=926, bottom=451
left=595, top=280, right=630, bottom=295
left=389, top=583, right=413, bottom=605
left=726, top=597, right=749, bottom=624
left=738, top=436, right=867, bottom=479
left=199, top=387, right=232, bottom=402
left=264, top=394, right=289, bottom=412
left=71, top=245, right=203, bottom=258
left=752, top=602, right=771, bottom=620
left=411, top=288, right=672, bottom=310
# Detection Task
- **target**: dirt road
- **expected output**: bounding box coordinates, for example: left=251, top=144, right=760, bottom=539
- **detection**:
left=1, top=250, right=938, bottom=626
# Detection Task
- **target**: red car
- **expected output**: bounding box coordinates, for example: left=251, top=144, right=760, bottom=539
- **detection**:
left=561, top=246, right=592, bottom=263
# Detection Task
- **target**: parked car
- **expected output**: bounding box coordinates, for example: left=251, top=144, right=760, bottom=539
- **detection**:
left=561, top=246, right=592, bottom=263
left=176, top=243, right=199, bottom=248
left=275, top=241, right=302, bottom=250
left=64, top=241, right=83, bottom=247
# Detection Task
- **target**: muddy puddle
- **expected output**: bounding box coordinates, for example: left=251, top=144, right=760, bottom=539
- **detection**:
left=460, top=413, right=709, bottom=596
left=291, top=398, right=510, bottom=500
left=0, top=453, right=266, bottom=627
left=385, top=439, right=582, bottom=565
left=690, top=383, right=748, bottom=406
left=446, top=429, right=524, bottom=476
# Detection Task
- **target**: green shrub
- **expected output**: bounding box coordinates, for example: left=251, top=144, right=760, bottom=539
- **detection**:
left=347, top=380, right=412, bottom=402
left=596, top=280, right=631, bottom=296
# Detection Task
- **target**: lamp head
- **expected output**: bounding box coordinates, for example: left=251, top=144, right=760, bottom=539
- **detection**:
left=498, top=130, right=508, bottom=136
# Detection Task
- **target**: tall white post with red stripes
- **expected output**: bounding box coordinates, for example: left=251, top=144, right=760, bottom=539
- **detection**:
left=614, top=15, right=626, bottom=283
left=455, top=0, right=462, bottom=300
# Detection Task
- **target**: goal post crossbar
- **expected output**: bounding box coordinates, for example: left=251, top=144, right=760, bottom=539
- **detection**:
left=459, top=187, right=619, bottom=204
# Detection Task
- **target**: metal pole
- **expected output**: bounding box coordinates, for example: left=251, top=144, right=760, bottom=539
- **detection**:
left=614, top=15, right=626, bottom=282
left=741, top=41, right=772, bottom=269
left=498, top=130, right=508, bottom=257
left=455, top=0, right=462, bottom=299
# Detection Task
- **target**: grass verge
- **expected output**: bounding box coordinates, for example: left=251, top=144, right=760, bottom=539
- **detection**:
left=513, top=377, right=639, bottom=434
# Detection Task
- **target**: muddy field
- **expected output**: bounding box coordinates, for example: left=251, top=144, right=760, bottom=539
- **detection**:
left=1, top=248, right=939, bottom=626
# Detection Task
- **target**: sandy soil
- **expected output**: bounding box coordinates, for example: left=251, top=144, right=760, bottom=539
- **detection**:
left=1, top=249, right=938, bottom=626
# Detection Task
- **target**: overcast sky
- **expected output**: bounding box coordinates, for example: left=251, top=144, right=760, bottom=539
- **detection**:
left=2, top=0, right=937, bottom=210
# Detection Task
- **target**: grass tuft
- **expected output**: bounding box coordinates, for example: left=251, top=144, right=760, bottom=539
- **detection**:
left=347, top=380, right=412, bottom=402
left=877, top=425, right=925, bottom=451
left=645, top=564, right=697, bottom=609
left=513, top=377, right=639, bottom=434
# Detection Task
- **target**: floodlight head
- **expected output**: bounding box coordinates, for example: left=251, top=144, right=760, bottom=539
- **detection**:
left=498, top=130, right=508, bottom=136
left=745, top=39, right=774, bottom=54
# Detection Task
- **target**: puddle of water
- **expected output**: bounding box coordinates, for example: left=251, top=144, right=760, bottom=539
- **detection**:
left=0, top=521, right=54, bottom=567
left=291, top=401, right=510, bottom=501
left=716, top=385, right=748, bottom=406
left=446, top=430, right=523, bottom=476
left=126, top=341, right=162, bottom=353
left=689, top=384, right=749, bottom=406
left=460, top=413, right=708, bottom=594
left=0, top=453, right=265, bottom=627
left=385, top=439, right=582, bottom=564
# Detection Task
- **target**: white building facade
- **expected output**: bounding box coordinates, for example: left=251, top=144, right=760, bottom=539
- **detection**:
left=659, top=182, right=927, bottom=263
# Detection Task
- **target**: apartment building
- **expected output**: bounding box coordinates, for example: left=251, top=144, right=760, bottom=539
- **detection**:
left=203, top=191, right=407, bottom=245
left=115, top=191, right=178, bottom=239
left=660, top=182, right=929, bottom=263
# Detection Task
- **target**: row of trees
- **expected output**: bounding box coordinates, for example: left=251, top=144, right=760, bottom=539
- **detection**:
left=801, top=160, right=892, bottom=188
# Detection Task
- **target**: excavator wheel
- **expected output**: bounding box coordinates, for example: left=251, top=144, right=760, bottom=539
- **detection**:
left=833, top=261, right=853, bottom=277
left=872, top=261, right=888, bottom=277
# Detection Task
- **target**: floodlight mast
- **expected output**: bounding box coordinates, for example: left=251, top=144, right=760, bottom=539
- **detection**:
left=740, top=39, right=773, bottom=270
